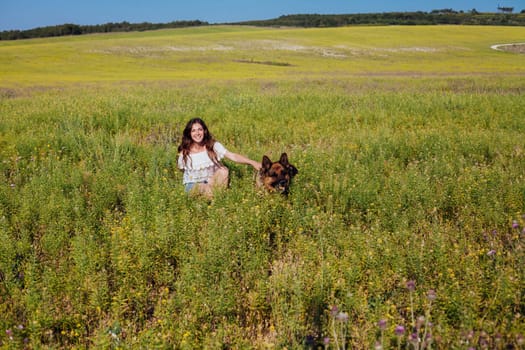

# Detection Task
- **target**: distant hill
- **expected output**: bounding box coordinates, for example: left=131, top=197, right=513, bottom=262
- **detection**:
left=2, top=10, right=524, bottom=41
left=231, top=10, right=525, bottom=27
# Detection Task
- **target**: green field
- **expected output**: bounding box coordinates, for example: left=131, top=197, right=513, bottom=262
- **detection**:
left=1, top=25, right=524, bottom=349
left=1, top=25, right=525, bottom=85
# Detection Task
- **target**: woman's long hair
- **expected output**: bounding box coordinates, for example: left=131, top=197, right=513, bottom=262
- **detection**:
left=178, top=118, right=220, bottom=167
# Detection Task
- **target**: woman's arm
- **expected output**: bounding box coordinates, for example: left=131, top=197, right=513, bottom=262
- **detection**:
left=224, top=151, right=261, bottom=171
left=177, top=153, right=185, bottom=172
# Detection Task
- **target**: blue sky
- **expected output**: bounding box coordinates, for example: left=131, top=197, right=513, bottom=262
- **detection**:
left=1, top=0, right=523, bottom=31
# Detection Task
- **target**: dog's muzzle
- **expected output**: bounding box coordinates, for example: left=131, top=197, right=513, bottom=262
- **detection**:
left=274, top=180, right=289, bottom=193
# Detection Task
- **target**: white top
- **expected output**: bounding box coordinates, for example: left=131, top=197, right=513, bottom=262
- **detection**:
left=177, top=142, right=228, bottom=184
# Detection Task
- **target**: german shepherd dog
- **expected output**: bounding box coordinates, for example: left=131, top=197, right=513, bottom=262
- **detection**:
left=256, top=153, right=298, bottom=195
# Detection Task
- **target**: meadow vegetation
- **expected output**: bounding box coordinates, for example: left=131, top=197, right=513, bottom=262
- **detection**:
left=0, top=25, right=524, bottom=349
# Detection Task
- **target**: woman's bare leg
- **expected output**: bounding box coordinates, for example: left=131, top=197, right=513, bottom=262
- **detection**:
left=195, top=183, right=213, bottom=198
left=209, top=166, right=229, bottom=189
left=192, top=167, right=229, bottom=198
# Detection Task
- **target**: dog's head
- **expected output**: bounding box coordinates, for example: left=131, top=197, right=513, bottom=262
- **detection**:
left=259, top=153, right=298, bottom=195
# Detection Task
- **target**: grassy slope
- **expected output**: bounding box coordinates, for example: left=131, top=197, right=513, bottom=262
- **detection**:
left=1, top=25, right=525, bottom=86
left=0, top=26, right=524, bottom=349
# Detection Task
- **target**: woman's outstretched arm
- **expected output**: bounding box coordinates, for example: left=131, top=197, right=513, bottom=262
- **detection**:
left=224, top=151, right=261, bottom=170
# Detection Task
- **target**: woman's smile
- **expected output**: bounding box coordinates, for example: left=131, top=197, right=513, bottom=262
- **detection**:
left=191, top=124, right=204, bottom=144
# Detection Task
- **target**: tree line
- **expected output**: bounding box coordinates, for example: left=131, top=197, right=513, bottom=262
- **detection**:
left=233, top=10, right=525, bottom=27
left=0, top=20, right=208, bottom=41
left=1, top=10, right=524, bottom=41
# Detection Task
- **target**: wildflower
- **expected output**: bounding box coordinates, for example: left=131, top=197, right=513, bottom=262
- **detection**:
left=479, top=338, right=488, bottom=348
left=378, top=319, right=387, bottom=331
left=336, top=312, right=349, bottom=323
left=416, top=316, right=425, bottom=329
left=323, top=337, right=330, bottom=346
left=424, top=332, right=433, bottom=344
left=494, top=333, right=502, bottom=343
left=305, top=335, right=315, bottom=346
left=487, top=249, right=496, bottom=256
left=409, top=332, right=420, bottom=344
left=374, top=340, right=383, bottom=350
left=330, top=305, right=339, bottom=317
left=427, top=289, right=437, bottom=301
left=512, top=220, right=519, bottom=229
left=406, top=280, right=416, bottom=291
left=517, top=334, right=524, bottom=345
left=394, top=325, right=405, bottom=336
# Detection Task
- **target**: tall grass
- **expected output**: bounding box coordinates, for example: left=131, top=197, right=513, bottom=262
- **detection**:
left=1, top=78, right=523, bottom=348
left=1, top=23, right=524, bottom=349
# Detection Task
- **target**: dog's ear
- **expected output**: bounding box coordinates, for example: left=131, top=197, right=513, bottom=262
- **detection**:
left=262, top=155, right=272, bottom=171
left=279, top=153, right=289, bottom=166
left=279, top=153, right=298, bottom=177
left=288, top=164, right=298, bottom=177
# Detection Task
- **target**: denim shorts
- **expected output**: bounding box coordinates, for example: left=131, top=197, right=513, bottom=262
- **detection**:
left=184, top=181, right=208, bottom=192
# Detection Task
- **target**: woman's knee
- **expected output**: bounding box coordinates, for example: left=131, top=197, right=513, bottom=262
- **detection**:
left=217, top=166, right=229, bottom=178
left=213, top=166, right=229, bottom=187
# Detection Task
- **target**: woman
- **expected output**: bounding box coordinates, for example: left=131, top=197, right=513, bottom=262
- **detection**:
left=177, top=118, right=261, bottom=197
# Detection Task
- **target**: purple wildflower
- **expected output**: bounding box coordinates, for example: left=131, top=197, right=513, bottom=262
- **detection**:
left=517, top=334, right=524, bottom=345
left=512, top=220, right=519, bottom=229
left=330, top=305, right=339, bottom=317
left=427, top=289, right=437, bottom=301
left=406, top=280, right=416, bottom=291
left=487, top=249, right=496, bottom=256
left=305, top=335, right=315, bottom=346
left=394, top=325, right=405, bottom=336
left=409, top=332, right=420, bottom=344
left=479, top=338, right=488, bottom=348
left=378, top=319, right=387, bottom=331
left=494, top=333, right=502, bottom=343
